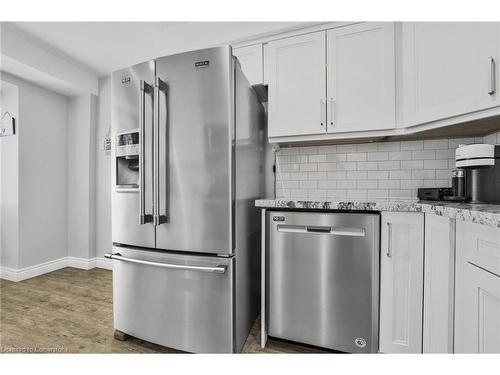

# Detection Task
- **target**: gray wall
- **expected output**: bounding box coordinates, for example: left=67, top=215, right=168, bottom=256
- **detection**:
left=2, top=73, right=69, bottom=269
left=95, top=76, right=112, bottom=259
left=0, top=80, right=19, bottom=269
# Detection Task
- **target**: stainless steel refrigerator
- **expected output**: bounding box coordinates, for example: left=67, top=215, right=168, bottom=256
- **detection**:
left=106, top=46, right=265, bottom=353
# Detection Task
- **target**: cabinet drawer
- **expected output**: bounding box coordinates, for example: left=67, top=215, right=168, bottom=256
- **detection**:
left=456, top=221, right=500, bottom=276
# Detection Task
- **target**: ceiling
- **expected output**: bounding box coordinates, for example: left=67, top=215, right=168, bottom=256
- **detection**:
left=8, top=22, right=314, bottom=77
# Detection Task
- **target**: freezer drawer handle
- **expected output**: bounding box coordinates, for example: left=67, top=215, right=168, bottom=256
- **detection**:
left=104, top=253, right=226, bottom=273
left=276, top=225, right=365, bottom=237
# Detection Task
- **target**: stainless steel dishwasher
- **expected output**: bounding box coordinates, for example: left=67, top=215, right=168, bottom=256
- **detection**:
left=267, top=211, right=380, bottom=353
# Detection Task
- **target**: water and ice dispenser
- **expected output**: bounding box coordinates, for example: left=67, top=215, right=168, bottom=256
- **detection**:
left=115, top=131, right=140, bottom=189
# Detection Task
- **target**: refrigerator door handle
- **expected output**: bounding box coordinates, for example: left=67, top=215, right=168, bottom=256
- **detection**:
left=154, top=77, right=169, bottom=226
left=139, top=80, right=153, bottom=224
left=104, top=253, right=227, bottom=274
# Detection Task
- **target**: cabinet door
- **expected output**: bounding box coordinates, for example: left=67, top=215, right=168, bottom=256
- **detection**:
left=327, top=22, right=396, bottom=133
left=379, top=212, right=424, bottom=353
left=401, top=22, right=500, bottom=127
left=455, top=262, right=500, bottom=353
left=233, top=44, right=263, bottom=85
left=267, top=31, right=326, bottom=138
left=423, top=214, right=455, bottom=353
left=455, top=220, right=500, bottom=353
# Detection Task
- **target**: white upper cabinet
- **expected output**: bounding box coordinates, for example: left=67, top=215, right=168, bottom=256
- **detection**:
left=400, top=22, right=500, bottom=127
left=267, top=31, right=327, bottom=138
left=379, top=212, right=424, bottom=354
left=233, top=44, right=264, bottom=85
left=327, top=22, right=396, bottom=133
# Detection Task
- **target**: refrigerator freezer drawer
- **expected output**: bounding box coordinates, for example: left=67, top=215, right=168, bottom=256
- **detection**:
left=110, top=246, right=234, bottom=353
left=268, top=211, right=380, bottom=353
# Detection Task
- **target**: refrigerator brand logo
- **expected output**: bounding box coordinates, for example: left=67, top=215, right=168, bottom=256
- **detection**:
left=194, top=60, right=210, bottom=68
left=121, top=77, right=131, bottom=84
left=273, top=216, right=285, bottom=222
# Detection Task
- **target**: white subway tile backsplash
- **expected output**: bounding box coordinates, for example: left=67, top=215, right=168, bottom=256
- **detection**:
left=327, top=171, right=347, bottom=180
left=357, top=161, right=379, bottom=171
left=411, top=169, right=436, bottom=180
left=318, top=180, right=337, bottom=189
left=389, top=151, right=412, bottom=160
left=424, top=139, right=449, bottom=149
left=300, top=180, right=317, bottom=189
left=356, top=143, right=378, bottom=152
left=327, top=189, right=347, bottom=199
left=401, top=160, right=423, bottom=170
left=378, top=142, right=401, bottom=152
left=337, top=162, right=357, bottom=171
left=337, top=144, right=357, bottom=153
left=274, top=135, right=497, bottom=200
left=378, top=161, right=400, bottom=170
left=347, top=153, right=367, bottom=161
left=317, top=145, right=337, bottom=153
left=300, top=163, right=317, bottom=172
left=347, top=189, right=367, bottom=199
left=308, top=171, right=327, bottom=180
left=412, top=150, right=436, bottom=160
left=308, top=189, right=327, bottom=198
left=367, top=170, right=388, bottom=180
left=405, top=179, right=424, bottom=189
left=389, top=189, right=413, bottom=199
left=368, top=189, right=389, bottom=199
left=424, top=159, right=449, bottom=169
left=317, top=163, right=337, bottom=171
left=378, top=180, right=400, bottom=189
left=309, top=154, right=327, bottom=163
left=337, top=180, right=357, bottom=189
left=281, top=181, right=299, bottom=189
left=289, top=172, right=309, bottom=180
left=347, top=171, right=368, bottom=180
left=357, top=180, right=378, bottom=189
left=435, top=149, right=455, bottom=159
left=299, top=146, right=318, bottom=154
left=367, top=152, right=389, bottom=161
left=401, top=140, right=423, bottom=151
left=326, top=153, right=347, bottom=162
left=389, top=170, right=412, bottom=180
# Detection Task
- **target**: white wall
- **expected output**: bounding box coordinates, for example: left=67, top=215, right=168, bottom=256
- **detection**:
left=0, top=80, right=19, bottom=269
left=2, top=73, right=68, bottom=269
left=67, top=94, right=97, bottom=260
left=95, top=76, right=112, bottom=258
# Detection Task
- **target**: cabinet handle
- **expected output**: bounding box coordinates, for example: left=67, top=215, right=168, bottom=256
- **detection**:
left=488, top=57, right=496, bottom=95
left=320, top=98, right=326, bottom=130
left=329, top=98, right=334, bottom=129
left=386, top=222, right=392, bottom=258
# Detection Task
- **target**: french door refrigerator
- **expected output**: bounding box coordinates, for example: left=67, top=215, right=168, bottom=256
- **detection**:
left=106, top=46, right=265, bottom=353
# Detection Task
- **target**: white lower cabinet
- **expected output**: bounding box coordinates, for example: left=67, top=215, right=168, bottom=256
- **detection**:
left=422, top=214, right=455, bottom=353
left=455, top=221, right=500, bottom=353
left=379, top=212, right=424, bottom=353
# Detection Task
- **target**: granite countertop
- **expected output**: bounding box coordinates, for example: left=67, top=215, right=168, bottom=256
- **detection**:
left=255, top=199, right=500, bottom=228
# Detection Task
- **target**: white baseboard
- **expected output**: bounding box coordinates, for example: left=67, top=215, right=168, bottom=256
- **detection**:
left=0, top=256, right=112, bottom=282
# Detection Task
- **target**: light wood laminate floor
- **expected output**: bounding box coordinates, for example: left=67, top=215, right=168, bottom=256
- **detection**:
left=0, top=267, right=325, bottom=353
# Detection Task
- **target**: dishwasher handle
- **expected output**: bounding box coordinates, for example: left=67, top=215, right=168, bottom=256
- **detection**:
left=277, top=224, right=365, bottom=237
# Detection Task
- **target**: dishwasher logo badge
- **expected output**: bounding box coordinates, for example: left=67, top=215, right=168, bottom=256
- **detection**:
left=272, top=216, right=285, bottom=222
left=354, top=337, right=367, bottom=348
